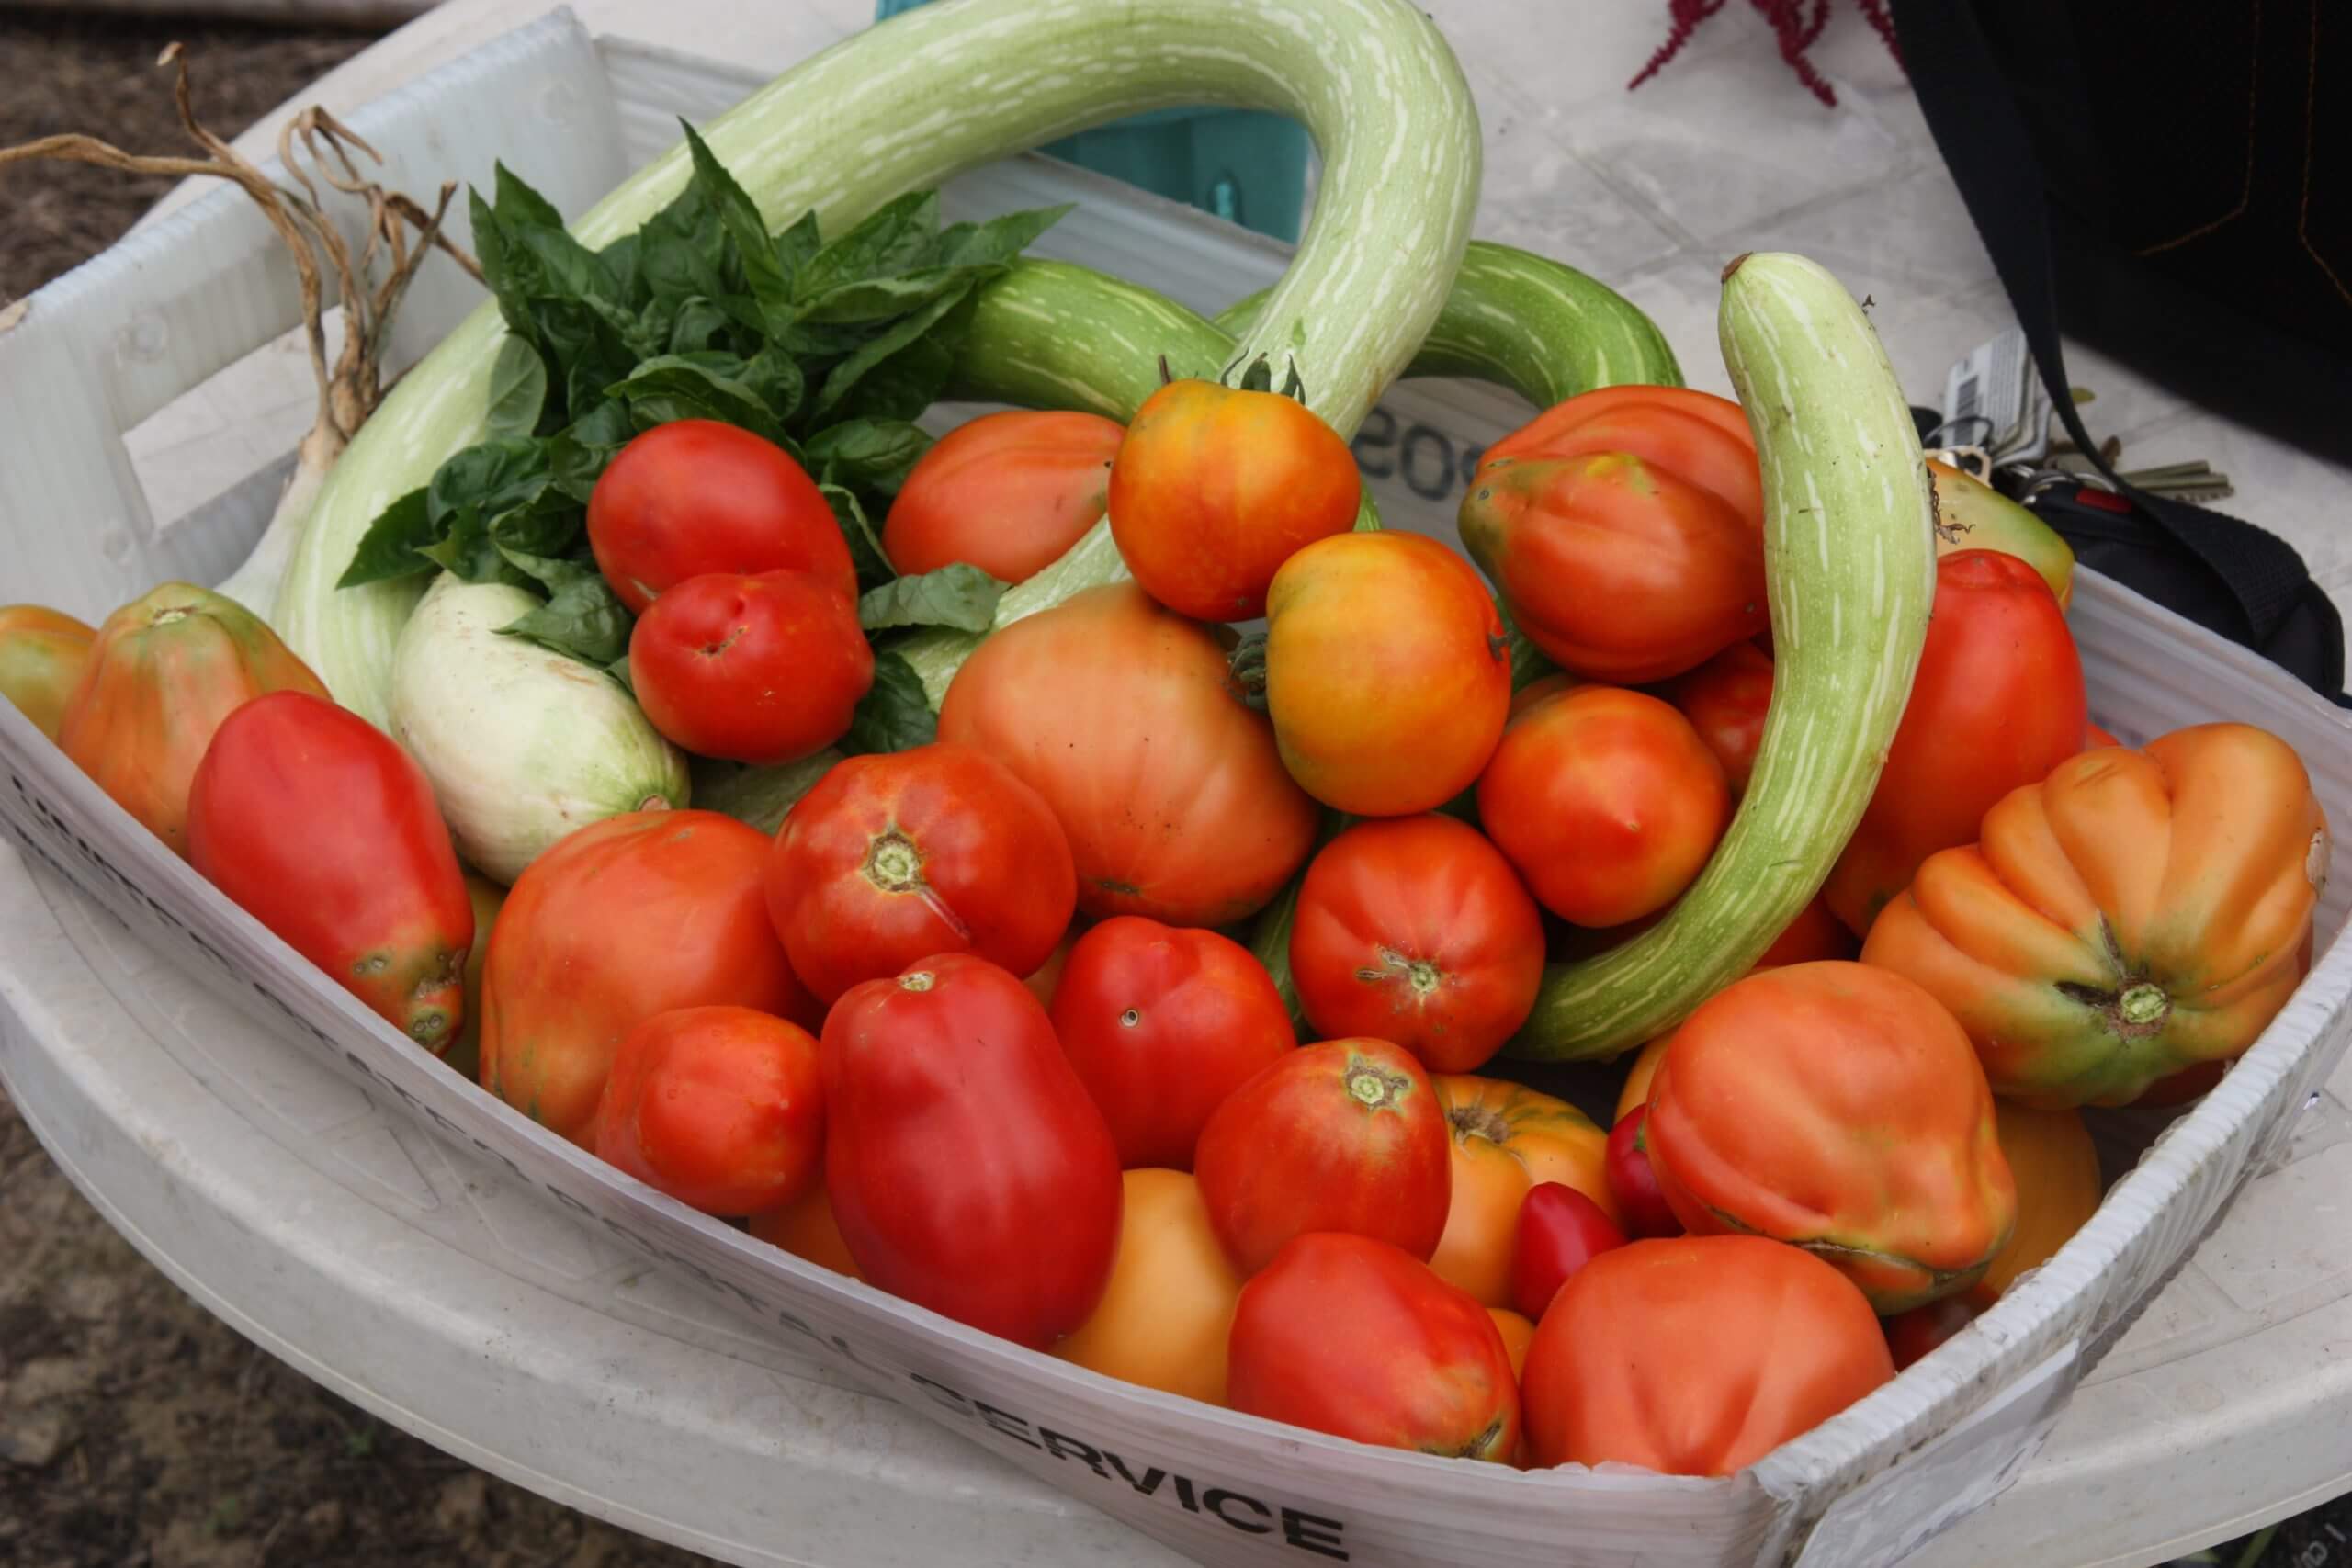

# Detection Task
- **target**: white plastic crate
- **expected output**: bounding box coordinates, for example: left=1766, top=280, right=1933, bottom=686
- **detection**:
left=3, top=13, right=2349, bottom=1567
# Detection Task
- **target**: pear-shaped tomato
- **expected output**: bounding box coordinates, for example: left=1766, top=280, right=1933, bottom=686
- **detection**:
left=1860, top=723, right=2327, bottom=1107
left=940, top=583, right=1318, bottom=926
left=1459, top=386, right=1765, bottom=682
left=0, top=605, right=96, bottom=740
left=57, top=582, right=328, bottom=857
left=1646, top=962, right=2016, bottom=1313
left=1264, top=532, right=1511, bottom=817
left=1107, top=379, right=1361, bottom=623
left=187, top=691, right=473, bottom=1053
left=885, top=411, right=1125, bottom=584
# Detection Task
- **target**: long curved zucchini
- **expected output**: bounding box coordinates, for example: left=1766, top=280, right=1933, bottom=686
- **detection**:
left=1507, top=253, right=1937, bottom=1061
left=275, top=0, right=1483, bottom=728
left=892, top=245, right=1683, bottom=705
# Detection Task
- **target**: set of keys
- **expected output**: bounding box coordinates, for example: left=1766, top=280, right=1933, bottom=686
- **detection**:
left=1928, top=327, right=2234, bottom=507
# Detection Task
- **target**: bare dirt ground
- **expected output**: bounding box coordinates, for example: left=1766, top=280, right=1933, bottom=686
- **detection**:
left=1, top=10, right=2344, bottom=1568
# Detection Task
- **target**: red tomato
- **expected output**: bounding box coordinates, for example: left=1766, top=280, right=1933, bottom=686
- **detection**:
left=1884, top=1295, right=1982, bottom=1371
left=187, top=691, right=471, bottom=1053
left=765, top=742, right=1076, bottom=1003
left=1824, top=549, right=2086, bottom=936
left=1264, top=532, right=1512, bottom=817
left=1051, top=917, right=1296, bottom=1169
left=1521, top=1235, right=1894, bottom=1475
left=1227, top=1233, right=1519, bottom=1461
left=1477, top=684, right=1730, bottom=927
left=1289, top=815, right=1544, bottom=1074
left=1107, top=378, right=1361, bottom=623
left=1023, top=924, right=1082, bottom=1011
left=587, top=420, right=854, bottom=614
left=1193, top=1036, right=1452, bottom=1274
left=1657, top=639, right=1772, bottom=797
left=883, top=411, right=1125, bottom=584
left=594, top=1005, right=823, bottom=1216
left=940, top=583, right=1319, bottom=926
left=629, top=570, right=872, bottom=765
left=1509, top=1182, right=1627, bottom=1321
left=1757, top=893, right=1860, bottom=966
left=481, top=810, right=818, bottom=1144
left=823, top=953, right=1122, bottom=1348
left=1459, top=386, right=1766, bottom=682
left=1605, top=1106, right=1681, bottom=1239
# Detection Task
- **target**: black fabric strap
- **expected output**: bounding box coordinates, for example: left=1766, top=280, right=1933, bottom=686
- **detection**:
left=1888, top=0, right=2344, bottom=696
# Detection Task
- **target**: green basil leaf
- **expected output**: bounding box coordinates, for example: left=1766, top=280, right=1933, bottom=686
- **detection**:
left=810, top=281, right=974, bottom=420
left=607, top=355, right=786, bottom=446
left=805, top=418, right=930, bottom=494
left=666, top=295, right=738, bottom=355
left=606, top=653, right=635, bottom=696
left=598, top=231, right=642, bottom=298
left=797, top=191, right=939, bottom=301
left=820, top=481, right=895, bottom=589
left=337, top=487, right=439, bottom=588
left=548, top=401, right=636, bottom=503
left=494, top=548, right=634, bottom=667
left=856, top=564, right=1004, bottom=634
left=797, top=267, right=972, bottom=324
left=492, top=163, right=567, bottom=232
left=488, top=489, right=585, bottom=560
left=468, top=188, right=537, bottom=347
left=775, top=209, right=821, bottom=286
left=419, top=506, right=534, bottom=589
left=840, top=650, right=937, bottom=756
left=739, top=344, right=806, bottom=424
left=484, top=337, right=550, bottom=438
left=931, top=203, right=1073, bottom=267
left=681, top=121, right=793, bottom=311
left=425, top=437, right=550, bottom=529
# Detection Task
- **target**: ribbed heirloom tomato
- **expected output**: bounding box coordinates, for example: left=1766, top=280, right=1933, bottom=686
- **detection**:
left=1459, top=386, right=1766, bottom=682
left=764, top=741, right=1077, bottom=1003
left=481, top=810, right=819, bottom=1144
left=1053, top=1168, right=1243, bottom=1404
left=1825, top=549, right=2087, bottom=936
left=1477, top=683, right=1729, bottom=927
left=587, top=420, right=854, bottom=613
left=1289, top=815, right=1544, bottom=1074
left=1051, top=917, right=1296, bottom=1169
left=187, top=691, right=472, bottom=1053
left=1263, top=532, right=1511, bottom=817
left=884, top=411, right=1125, bottom=584
left=1426, top=1075, right=1616, bottom=1307
left=823, top=953, right=1122, bottom=1348
left=1107, top=378, right=1361, bottom=623
left=1194, top=1037, right=1452, bottom=1275
left=1227, top=1233, right=1520, bottom=1462
left=940, top=583, right=1319, bottom=926
left=1521, top=1236, right=1894, bottom=1476
left=1861, top=723, right=2327, bottom=1106
left=629, top=569, right=873, bottom=765
left=1645, top=962, right=2017, bottom=1312
left=594, top=1005, right=824, bottom=1217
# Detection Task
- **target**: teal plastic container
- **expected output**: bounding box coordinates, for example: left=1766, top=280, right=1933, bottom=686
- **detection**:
left=871, top=0, right=1311, bottom=243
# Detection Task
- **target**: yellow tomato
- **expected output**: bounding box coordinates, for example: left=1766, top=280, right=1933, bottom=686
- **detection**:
left=1972, top=1102, right=2103, bottom=1305
left=1053, top=1169, right=1241, bottom=1405
left=1487, top=1307, right=1535, bottom=1381
left=1429, top=1075, right=1616, bottom=1307
left=1614, top=1035, right=1672, bottom=1123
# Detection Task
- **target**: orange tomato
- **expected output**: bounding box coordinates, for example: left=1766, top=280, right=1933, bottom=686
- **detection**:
left=1973, top=1102, right=2103, bottom=1306
left=594, top=1005, right=825, bottom=1217
left=1521, top=1236, right=1894, bottom=1476
left=1861, top=723, right=2327, bottom=1107
left=0, top=604, right=96, bottom=740
left=1263, top=531, right=1511, bottom=817
left=1487, top=1307, right=1535, bottom=1381
left=884, top=411, right=1125, bottom=584
left=751, top=1182, right=863, bottom=1280
left=1427, top=1074, right=1616, bottom=1307
left=1476, top=684, right=1729, bottom=927
left=1614, top=1035, right=1671, bottom=1123
left=1646, top=963, right=2016, bottom=1313
left=1053, top=1169, right=1242, bottom=1405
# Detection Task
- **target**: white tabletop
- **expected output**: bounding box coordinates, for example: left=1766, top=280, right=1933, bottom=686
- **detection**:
left=25, top=4, right=2352, bottom=1565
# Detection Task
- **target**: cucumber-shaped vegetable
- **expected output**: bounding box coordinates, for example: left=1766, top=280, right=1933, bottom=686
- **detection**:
left=892, top=249, right=1682, bottom=705
left=274, top=0, right=1483, bottom=727
left=1507, top=253, right=1937, bottom=1062
left=390, top=577, right=690, bottom=885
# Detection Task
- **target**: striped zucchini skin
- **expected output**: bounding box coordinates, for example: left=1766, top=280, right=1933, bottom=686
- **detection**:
left=893, top=251, right=1685, bottom=706
left=1215, top=240, right=1683, bottom=405
left=1507, top=252, right=1938, bottom=1062
left=276, top=0, right=1483, bottom=728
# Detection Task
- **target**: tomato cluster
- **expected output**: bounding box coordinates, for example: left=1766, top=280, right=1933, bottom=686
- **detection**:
left=9, top=374, right=2327, bottom=1489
